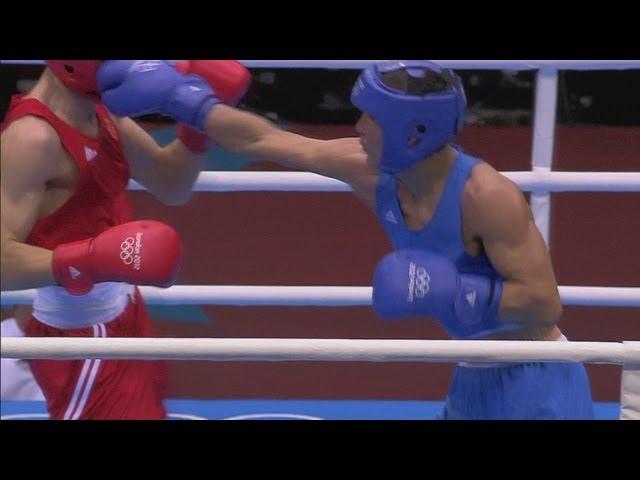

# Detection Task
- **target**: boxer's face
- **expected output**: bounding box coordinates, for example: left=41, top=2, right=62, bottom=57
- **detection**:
left=355, top=113, right=382, bottom=166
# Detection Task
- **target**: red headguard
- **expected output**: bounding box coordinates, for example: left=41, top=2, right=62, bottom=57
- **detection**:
left=45, top=60, right=102, bottom=101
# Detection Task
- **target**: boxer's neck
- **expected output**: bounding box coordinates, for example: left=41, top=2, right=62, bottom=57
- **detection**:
left=27, top=69, right=98, bottom=134
left=397, top=144, right=458, bottom=200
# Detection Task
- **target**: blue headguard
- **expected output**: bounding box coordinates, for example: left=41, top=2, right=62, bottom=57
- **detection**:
left=351, top=60, right=467, bottom=174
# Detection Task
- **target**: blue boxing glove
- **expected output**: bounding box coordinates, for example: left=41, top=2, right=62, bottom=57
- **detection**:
left=98, top=60, right=221, bottom=132
left=372, top=250, right=505, bottom=339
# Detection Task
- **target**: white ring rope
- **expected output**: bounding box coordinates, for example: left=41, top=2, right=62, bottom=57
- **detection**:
left=3, top=60, right=640, bottom=70
left=2, top=338, right=639, bottom=365
left=2, top=285, right=639, bottom=307
left=127, top=171, right=640, bottom=193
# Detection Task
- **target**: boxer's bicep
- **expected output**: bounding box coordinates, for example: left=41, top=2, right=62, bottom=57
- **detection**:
left=466, top=176, right=562, bottom=324
left=1, top=118, right=61, bottom=289
left=1, top=117, right=61, bottom=243
left=477, top=188, right=543, bottom=282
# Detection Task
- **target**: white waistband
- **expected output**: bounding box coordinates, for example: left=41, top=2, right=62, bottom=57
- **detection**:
left=458, top=334, right=569, bottom=368
left=33, top=282, right=135, bottom=329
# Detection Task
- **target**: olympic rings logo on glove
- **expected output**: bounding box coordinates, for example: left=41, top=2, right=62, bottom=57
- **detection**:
left=407, top=262, right=431, bottom=303
left=120, top=237, right=135, bottom=265
left=414, top=267, right=431, bottom=298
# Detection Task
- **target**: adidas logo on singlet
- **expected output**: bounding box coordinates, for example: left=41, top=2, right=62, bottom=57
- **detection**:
left=385, top=210, right=398, bottom=224
left=84, top=146, right=97, bottom=162
left=68, top=266, right=81, bottom=279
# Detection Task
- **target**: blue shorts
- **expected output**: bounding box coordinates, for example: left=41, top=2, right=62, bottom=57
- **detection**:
left=441, top=362, right=594, bottom=420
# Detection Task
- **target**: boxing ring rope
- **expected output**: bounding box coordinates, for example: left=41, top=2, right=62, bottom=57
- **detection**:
left=129, top=171, right=640, bottom=193
left=2, top=285, right=639, bottom=307
left=3, top=337, right=639, bottom=420
left=2, top=338, right=639, bottom=365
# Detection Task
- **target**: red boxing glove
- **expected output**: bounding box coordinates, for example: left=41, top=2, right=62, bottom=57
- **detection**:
left=176, top=60, right=252, bottom=153
left=52, top=220, right=182, bottom=296
left=177, top=60, right=251, bottom=105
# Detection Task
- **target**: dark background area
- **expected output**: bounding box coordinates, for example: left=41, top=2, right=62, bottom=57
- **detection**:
left=2, top=64, right=640, bottom=125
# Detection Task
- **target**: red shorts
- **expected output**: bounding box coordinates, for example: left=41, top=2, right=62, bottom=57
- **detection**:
left=25, top=289, right=168, bottom=420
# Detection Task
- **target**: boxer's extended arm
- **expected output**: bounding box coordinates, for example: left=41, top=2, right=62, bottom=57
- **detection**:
left=98, top=61, right=378, bottom=208
left=204, top=105, right=378, bottom=208
left=103, top=60, right=251, bottom=206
